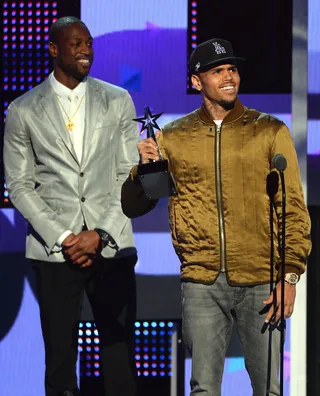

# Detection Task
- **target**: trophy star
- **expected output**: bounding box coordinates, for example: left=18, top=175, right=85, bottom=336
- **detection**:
left=133, top=106, right=163, bottom=135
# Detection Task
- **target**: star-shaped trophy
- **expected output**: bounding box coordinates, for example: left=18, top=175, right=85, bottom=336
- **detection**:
left=133, top=106, right=176, bottom=200
left=134, top=107, right=163, bottom=139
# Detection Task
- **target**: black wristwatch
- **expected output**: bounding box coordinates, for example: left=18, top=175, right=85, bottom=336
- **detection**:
left=94, top=228, right=115, bottom=248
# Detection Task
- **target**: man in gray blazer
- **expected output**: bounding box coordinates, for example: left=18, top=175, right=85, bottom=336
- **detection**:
left=3, top=17, right=139, bottom=396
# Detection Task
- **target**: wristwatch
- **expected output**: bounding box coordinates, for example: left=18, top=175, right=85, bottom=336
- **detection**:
left=284, top=273, right=299, bottom=285
left=94, top=228, right=115, bottom=248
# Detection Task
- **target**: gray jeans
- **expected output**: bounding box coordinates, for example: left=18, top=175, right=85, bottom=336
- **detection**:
left=181, top=273, right=281, bottom=396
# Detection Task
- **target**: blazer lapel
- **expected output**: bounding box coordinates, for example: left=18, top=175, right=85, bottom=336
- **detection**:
left=39, top=79, right=79, bottom=165
left=81, top=77, right=103, bottom=168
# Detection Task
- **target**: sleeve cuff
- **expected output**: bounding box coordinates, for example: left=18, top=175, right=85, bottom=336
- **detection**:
left=277, top=264, right=303, bottom=281
left=54, top=230, right=73, bottom=251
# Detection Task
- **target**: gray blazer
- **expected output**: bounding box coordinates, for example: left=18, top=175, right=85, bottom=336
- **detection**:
left=3, top=76, right=139, bottom=262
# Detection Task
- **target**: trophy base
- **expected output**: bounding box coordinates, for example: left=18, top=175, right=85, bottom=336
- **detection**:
left=138, top=160, right=177, bottom=200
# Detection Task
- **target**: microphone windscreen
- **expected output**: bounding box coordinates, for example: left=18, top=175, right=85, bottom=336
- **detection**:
left=273, top=154, right=287, bottom=171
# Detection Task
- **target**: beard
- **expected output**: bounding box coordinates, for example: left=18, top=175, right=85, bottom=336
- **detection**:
left=69, top=65, right=90, bottom=82
left=58, top=60, right=91, bottom=82
left=216, top=98, right=236, bottom=111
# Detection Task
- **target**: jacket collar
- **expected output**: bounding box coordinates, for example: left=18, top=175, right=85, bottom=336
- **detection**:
left=38, top=75, right=100, bottom=97
left=49, top=72, right=87, bottom=100
left=198, top=98, right=245, bottom=125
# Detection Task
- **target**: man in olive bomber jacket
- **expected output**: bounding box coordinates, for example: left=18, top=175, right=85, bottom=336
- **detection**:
left=121, top=38, right=311, bottom=396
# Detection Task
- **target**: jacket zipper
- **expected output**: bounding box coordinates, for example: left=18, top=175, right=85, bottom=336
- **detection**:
left=214, top=124, right=226, bottom=272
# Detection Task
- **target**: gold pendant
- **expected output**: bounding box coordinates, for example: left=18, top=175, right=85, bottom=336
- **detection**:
left=66, top=120, right=75, bottom=131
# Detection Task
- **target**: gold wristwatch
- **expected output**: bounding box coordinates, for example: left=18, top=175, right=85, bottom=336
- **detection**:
left=284, top=273, right=299, bottom=285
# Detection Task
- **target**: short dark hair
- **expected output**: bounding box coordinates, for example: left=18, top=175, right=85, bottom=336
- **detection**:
left=49, top=16, right=86, bottom=44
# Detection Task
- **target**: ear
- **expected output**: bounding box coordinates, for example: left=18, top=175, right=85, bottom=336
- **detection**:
left=48, top=42, right=58, bottom=59
left=191, top=74, right=202, bottom=91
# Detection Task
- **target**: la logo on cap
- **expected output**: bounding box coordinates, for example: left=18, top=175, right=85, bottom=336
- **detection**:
left=213, top=42, right=226, bottom=55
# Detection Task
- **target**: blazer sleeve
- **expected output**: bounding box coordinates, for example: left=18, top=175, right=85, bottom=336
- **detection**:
left=271, top=123, right=312, bottom=277
left=94, top=91, right=140, bottom=252
left=3, top=102, right=67, bottom=252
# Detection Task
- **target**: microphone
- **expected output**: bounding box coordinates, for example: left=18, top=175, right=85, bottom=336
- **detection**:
left=273, top=154, right=287, bottom=171
left=266, top=171, right=279, bottom=197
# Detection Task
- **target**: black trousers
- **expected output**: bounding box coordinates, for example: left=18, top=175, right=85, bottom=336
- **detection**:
left=32, top=255, right=137, bottom=396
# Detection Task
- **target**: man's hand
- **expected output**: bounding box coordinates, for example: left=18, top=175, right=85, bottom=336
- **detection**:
left=62, top=231, right=101, bottom=268
left=61, top=233, right=80, bottom=249
left=263, top=282, right=296, bottom=324
left=138, top=131, right=161, bottom=164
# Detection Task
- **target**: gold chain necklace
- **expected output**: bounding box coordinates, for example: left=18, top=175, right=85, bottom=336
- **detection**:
left=56, top=94, right=85, bottom=131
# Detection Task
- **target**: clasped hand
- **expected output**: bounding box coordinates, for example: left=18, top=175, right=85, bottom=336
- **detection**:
left=62, top=231, right=101, bottom=268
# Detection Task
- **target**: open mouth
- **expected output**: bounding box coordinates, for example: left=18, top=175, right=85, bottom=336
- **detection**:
left=220, top=85, right=236, bottom=93
left=77, top=59, right=91, bottom=68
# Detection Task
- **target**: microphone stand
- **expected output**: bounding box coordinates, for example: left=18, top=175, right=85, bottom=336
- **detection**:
left=278, top=170, right=286, bottom=396
left=266, top=171, right=279, bottom=396
left=266, top=164, right=286, bottom=396
left=270, top=153, right=287, bottom=396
